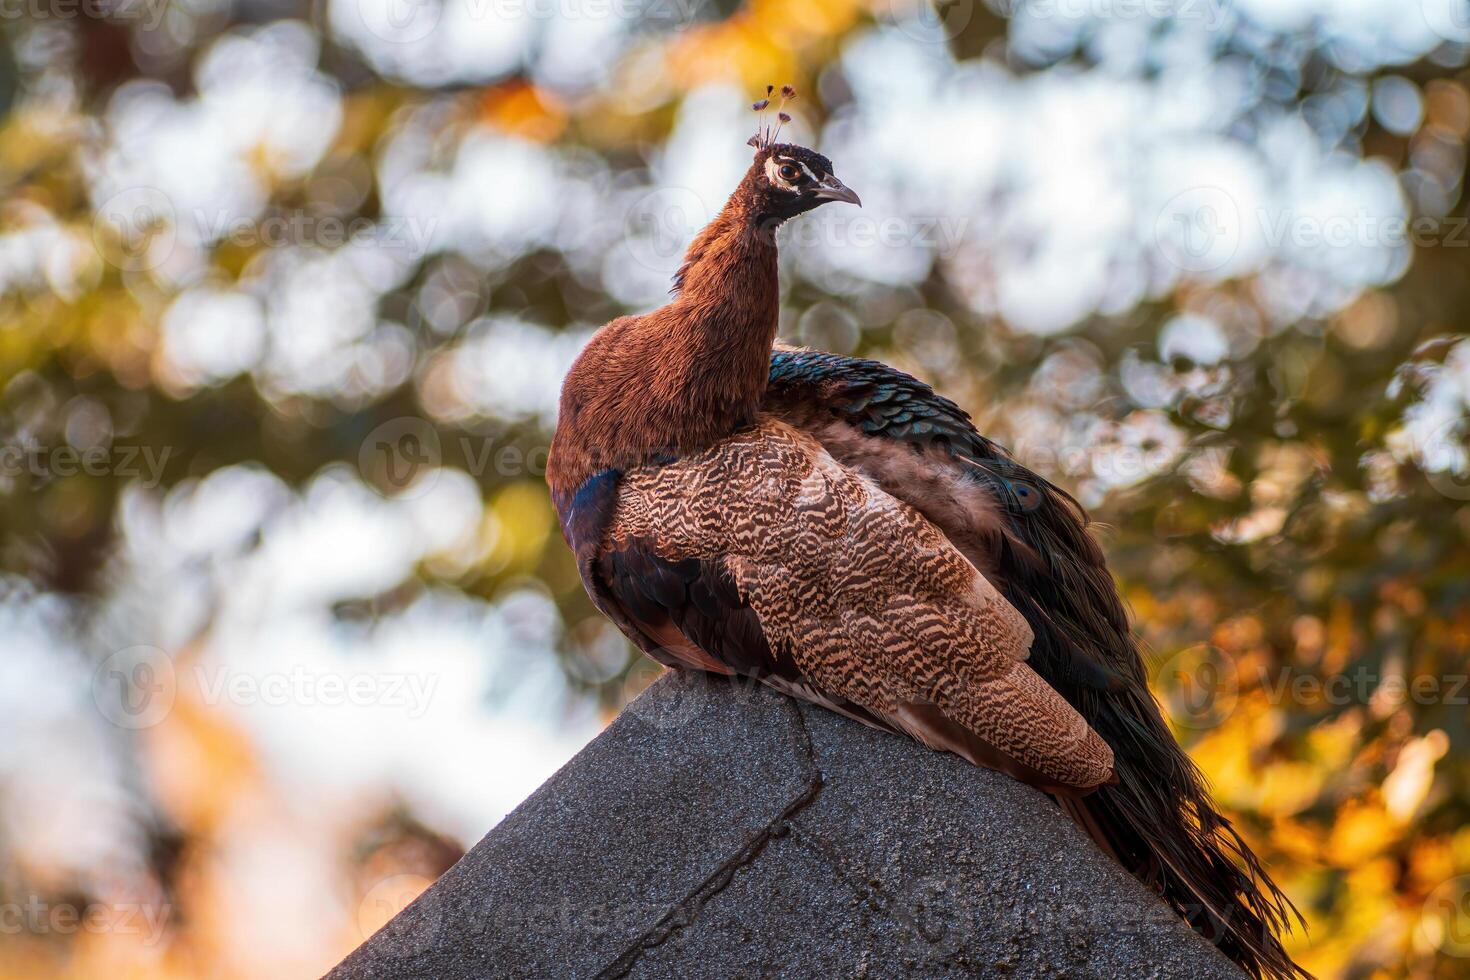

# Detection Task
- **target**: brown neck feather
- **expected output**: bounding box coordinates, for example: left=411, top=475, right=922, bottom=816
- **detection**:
left=547, top=171, right=780, bottom=495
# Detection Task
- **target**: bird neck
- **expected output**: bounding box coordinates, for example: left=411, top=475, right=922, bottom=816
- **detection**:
left=641, top=191, right=783, bottom=440
left=546, top=189, right=781, bottom=497
left=673, top=180, right=781, bottom=302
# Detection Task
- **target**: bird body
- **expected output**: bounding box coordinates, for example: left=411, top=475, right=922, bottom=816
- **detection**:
left=547, top=124, right=1306, bottom=979
left=600, top=414, right=1116, bottom=793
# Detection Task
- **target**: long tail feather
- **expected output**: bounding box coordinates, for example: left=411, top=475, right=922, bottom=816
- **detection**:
left=984, top=467, right=1310, bottom=979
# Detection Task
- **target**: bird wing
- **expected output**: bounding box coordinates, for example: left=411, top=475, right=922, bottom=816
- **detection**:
left=576, top=416, right=1115, bottom=795
left=764, top=346, right=1137, bottom=697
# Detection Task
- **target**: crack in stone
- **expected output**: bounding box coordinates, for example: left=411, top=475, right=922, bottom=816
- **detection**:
left=594, top=696, right=824, bottom=980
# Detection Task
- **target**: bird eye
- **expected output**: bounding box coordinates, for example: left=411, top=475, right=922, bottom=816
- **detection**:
left=778, top=164, right=801, bottom=183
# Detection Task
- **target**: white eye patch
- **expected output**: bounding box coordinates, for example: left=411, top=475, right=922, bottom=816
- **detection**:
left=765, top=157, right=820, bottom=190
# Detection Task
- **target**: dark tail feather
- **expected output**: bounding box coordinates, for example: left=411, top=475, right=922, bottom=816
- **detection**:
left=1057, top=749, right=1310, bottom=979
left=1054, top=717, right=1311, bottom=977
left=977, top=466, right=1310, bottom=979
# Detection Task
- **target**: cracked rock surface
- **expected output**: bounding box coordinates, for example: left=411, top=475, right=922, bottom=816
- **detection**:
left=327, top=672, right=1243, bottom=979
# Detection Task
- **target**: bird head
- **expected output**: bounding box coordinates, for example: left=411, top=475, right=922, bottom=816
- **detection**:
left=737, top=85, right=860, bottom=226
left=742, top=143, right=861, bottom=224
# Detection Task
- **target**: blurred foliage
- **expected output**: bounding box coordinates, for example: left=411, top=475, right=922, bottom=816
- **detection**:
left=2, top=0, right=1470, bottom=977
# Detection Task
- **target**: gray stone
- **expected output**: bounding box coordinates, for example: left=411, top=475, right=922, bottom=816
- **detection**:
left=327, top=672, right=1243, bottom=979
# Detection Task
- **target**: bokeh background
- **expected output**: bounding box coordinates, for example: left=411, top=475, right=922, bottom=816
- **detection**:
left=2, top=0, right=1470, bottom=975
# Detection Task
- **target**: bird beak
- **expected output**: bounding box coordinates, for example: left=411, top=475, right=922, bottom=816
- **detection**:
left=814, top=178, right=861, bottom=207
